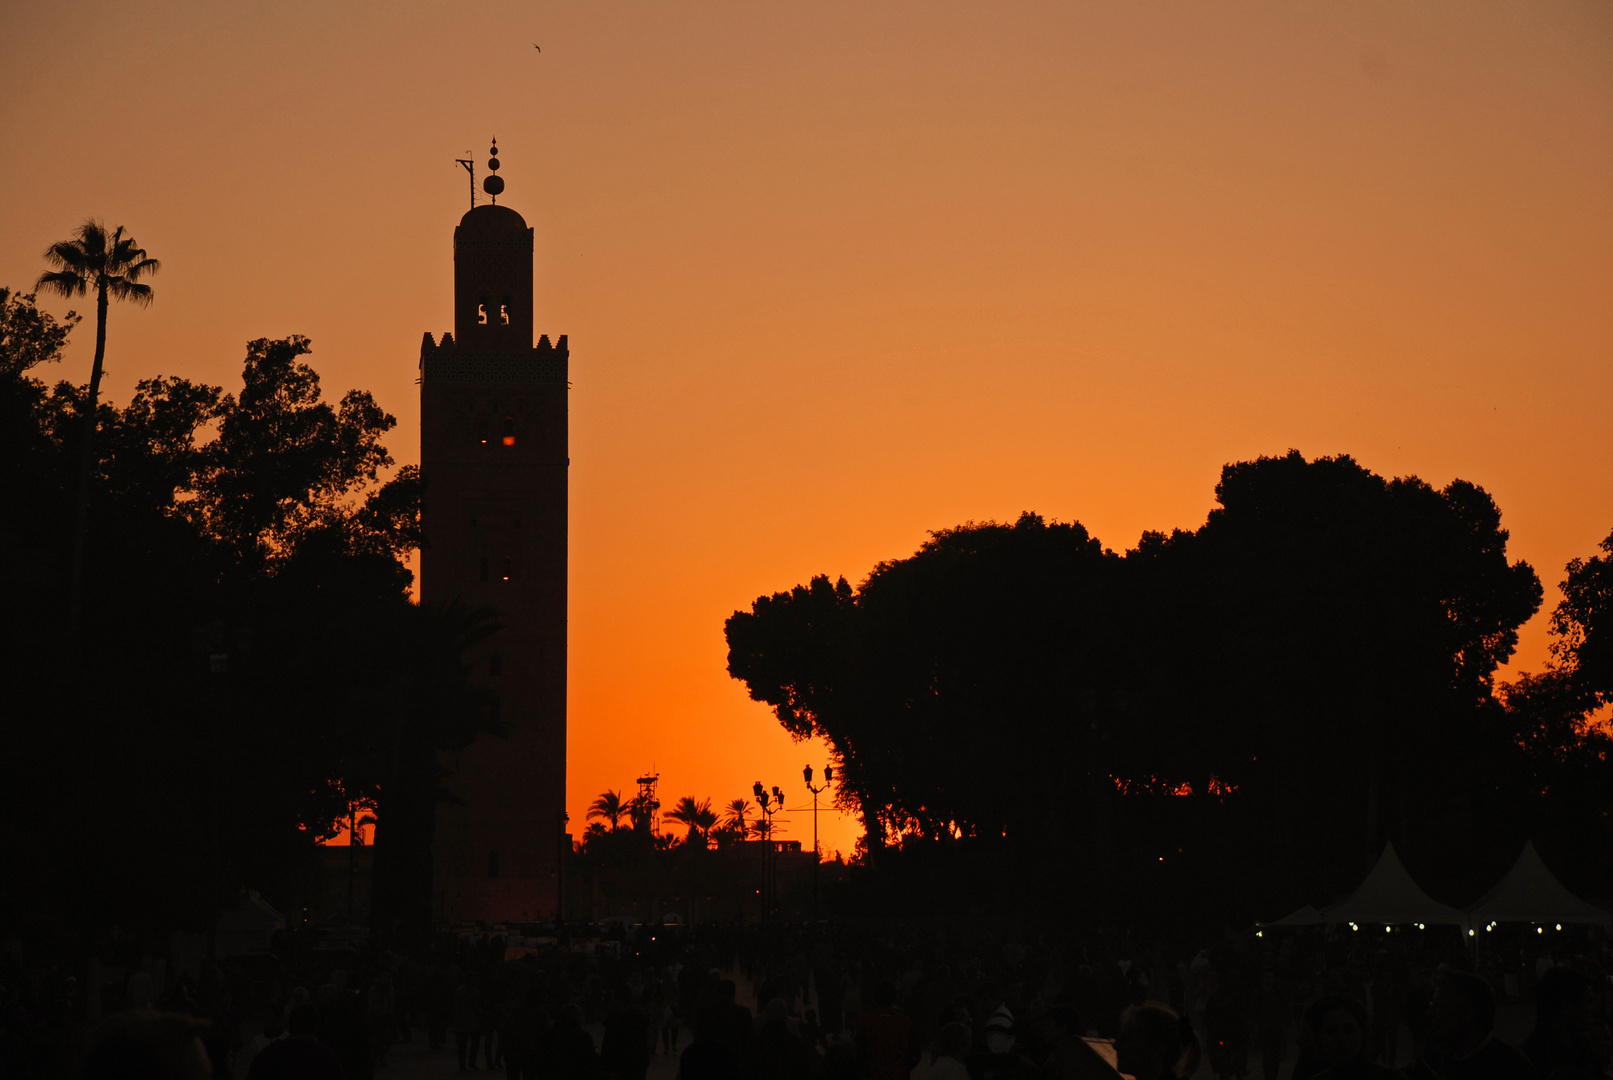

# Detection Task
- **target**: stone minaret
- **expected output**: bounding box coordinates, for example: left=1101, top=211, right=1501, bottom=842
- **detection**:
left=420, top=142, right=567, bottom=922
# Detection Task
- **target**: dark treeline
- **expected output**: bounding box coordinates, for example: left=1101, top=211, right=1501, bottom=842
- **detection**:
left=0, top=288, right=494, bottom=942
left=727, top=452, right=1613, bottom=922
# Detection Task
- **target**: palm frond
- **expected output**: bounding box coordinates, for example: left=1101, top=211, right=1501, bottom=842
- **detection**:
left=35, top=269, right=87, bottom=298
left=107, top=279, right=155, bottom=306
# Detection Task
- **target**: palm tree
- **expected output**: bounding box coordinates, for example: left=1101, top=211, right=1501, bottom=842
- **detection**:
left=587, top=788, right=624, bottom=830
left=694, top=802, right=718, bottom=840
left=666, top=796, right=715, bottom=846
left=36, top=220, right=160, bottom=644
left=721, top=798, right=752, bottom=838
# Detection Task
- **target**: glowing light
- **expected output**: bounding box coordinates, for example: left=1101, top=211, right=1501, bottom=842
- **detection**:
left=503, top=435, right=515, bottom=446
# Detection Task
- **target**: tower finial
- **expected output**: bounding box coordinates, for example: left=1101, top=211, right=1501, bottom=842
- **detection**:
left=483, top=137, right=504, bottom=204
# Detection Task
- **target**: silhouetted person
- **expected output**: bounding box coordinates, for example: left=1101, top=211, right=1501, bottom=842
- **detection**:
left=601, top=985, right=651, bottom=1080
left=1115, top=1003, right=1202, bottom=1080
left=1256, top=972, right=1289, bottom=1080
left=1207, top=975, right=1250, bottom=1080
left=247, top=1004, right=343, bottom=1080
left=1302, top=996, right=1396, bottom=1080
left=1041, top=1004, right=1117, bottom=1080
left=453, top=976, right=483, bottom=1070
left=501, top=987, right=548, bottom=1080
left=235, top=1008, right=284, bottom=1080
left=931, top=1021, right=973, bottom=1080
left=1583, top=1019, right=1612, bottom=1078
left=696, top=980, right=753, bottom=1067
left=84, top=1011, right=213, bottom=1080
left=533, top=1003, right=600, bottom=1080
left=748, top=998, right=814, bottom=1080
left=856, top=981, right=919, bottom=1080
left=1427, top=969, right=1535, bottom=1080
left=1524, top=969, right=1601, bottom=1080
left=679, top=1036, right=739, bottom=1079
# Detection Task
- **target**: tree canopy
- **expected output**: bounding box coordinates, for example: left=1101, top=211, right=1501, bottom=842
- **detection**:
left=726, top=452, right=1604, bottom=915
left=0, top=290, right=495, bottom=939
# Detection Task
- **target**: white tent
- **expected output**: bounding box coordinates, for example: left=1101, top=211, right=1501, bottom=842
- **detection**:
left=1324, top=843, right=1467, bottom=926
left=1467, top=841, right=1610, bottom=927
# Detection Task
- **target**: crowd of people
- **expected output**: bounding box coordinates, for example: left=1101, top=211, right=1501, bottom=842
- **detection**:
left=7, top=917, right=1613, bottom=1080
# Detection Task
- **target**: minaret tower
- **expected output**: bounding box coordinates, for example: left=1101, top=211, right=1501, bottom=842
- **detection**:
left=420, top=139, right=568, bottom=922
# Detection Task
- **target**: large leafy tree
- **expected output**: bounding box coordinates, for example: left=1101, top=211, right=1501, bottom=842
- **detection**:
left=0, top=313, right=495, bottom=940
left=34, top=222, right=160, bottom=642
left=727, top=452, right=1551, bottom=913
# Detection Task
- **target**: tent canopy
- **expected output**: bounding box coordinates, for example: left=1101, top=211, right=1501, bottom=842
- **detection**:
left=1325, top=843, right=1467, bottom=926
left=1467, top=842, right=1610, bottom=926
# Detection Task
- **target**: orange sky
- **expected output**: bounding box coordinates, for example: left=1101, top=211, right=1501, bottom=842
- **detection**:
left=4, top=1, right=1612, bottom=859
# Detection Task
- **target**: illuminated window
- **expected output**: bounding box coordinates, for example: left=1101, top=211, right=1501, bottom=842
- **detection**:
left=501, top=556, right=512, bottom=582
left=500, top=296, right=511, bottom=325
left=477, top=297, right=488, bottom=325
left=502, top=416, right=515, bottom=446
left=490, top=652, right=502, bottom=676
left=487, top=851, right=500, bottom=878
left=479, top=557, right=489, bottom=582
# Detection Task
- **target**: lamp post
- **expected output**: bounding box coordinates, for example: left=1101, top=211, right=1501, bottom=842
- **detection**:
left=752, top=781, right=771, bottom=920
left=804, top=764, right=833, bottom=921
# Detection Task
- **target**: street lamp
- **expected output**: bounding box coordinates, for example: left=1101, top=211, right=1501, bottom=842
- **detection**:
left=804, top=764, right=833, bottom=920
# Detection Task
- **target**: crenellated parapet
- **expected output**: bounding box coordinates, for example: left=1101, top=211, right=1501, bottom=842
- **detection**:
left=420, top=330, right=569, bottom=384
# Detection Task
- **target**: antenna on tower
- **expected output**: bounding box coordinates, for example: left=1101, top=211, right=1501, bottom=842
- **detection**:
left=635, top=770, right=660, bottom=836
left=455, top=155, right=476, bottom=209
left=483, top=138, right=504, bottom=205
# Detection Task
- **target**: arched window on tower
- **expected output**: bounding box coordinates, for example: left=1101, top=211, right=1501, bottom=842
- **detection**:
left=502, top=416, right=516, bottom=446
left=477, top=297, right=489, bottom=325
left=500, top=296, right=511, bottom=325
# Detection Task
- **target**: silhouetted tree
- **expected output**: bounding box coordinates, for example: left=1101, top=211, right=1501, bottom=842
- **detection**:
left=589, top=789, right=626, bottom=831
left=727, top=451, right=1553, bottom=913
left=34, top=222, right=159, bottom=642
left=667, top=796, right=715, bottom=846
left=0, top=316, right=496, bottom=943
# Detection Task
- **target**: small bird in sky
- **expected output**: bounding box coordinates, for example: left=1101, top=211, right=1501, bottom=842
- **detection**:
left=533, top=44, right=541, bottom=52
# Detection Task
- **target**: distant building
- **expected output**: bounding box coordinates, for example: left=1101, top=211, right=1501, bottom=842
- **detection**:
left=420, top=187, right=569, bottom=923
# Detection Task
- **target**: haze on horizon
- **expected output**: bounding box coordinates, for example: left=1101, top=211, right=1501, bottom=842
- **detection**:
left=3, top=0, right=1611, bottom=857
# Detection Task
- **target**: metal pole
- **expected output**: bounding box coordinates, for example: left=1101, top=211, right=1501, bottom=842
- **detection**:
left=811, top=787, right=819, bottom=921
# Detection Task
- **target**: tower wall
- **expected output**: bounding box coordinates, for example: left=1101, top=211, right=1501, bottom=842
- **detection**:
left=420, top=204, right=567, bottom=924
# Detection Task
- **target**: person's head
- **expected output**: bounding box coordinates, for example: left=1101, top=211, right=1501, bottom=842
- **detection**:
left=287, top=1003, right=320, bottom=1037
left=1306, top=996, right=1369, bottom=1067
left=1535, top=968, right=1592, bottom=1033
left=1116, top=1003, right=1199, bottom=1080
left=1429, top=969, right=1495, bottom=1058
left=1044, top=1004, right=1081, bottom=1045
left=938, top=1021, right=972, bottom=1062
left=83, top=1011, right=212, bottom=1080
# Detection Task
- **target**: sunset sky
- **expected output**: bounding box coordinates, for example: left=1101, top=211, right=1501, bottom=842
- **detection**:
left=3, top=1, right=1611, bottom=857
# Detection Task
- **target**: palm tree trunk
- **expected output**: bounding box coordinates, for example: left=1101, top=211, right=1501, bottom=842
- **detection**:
left=67, top=279, right=108, bottom=650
